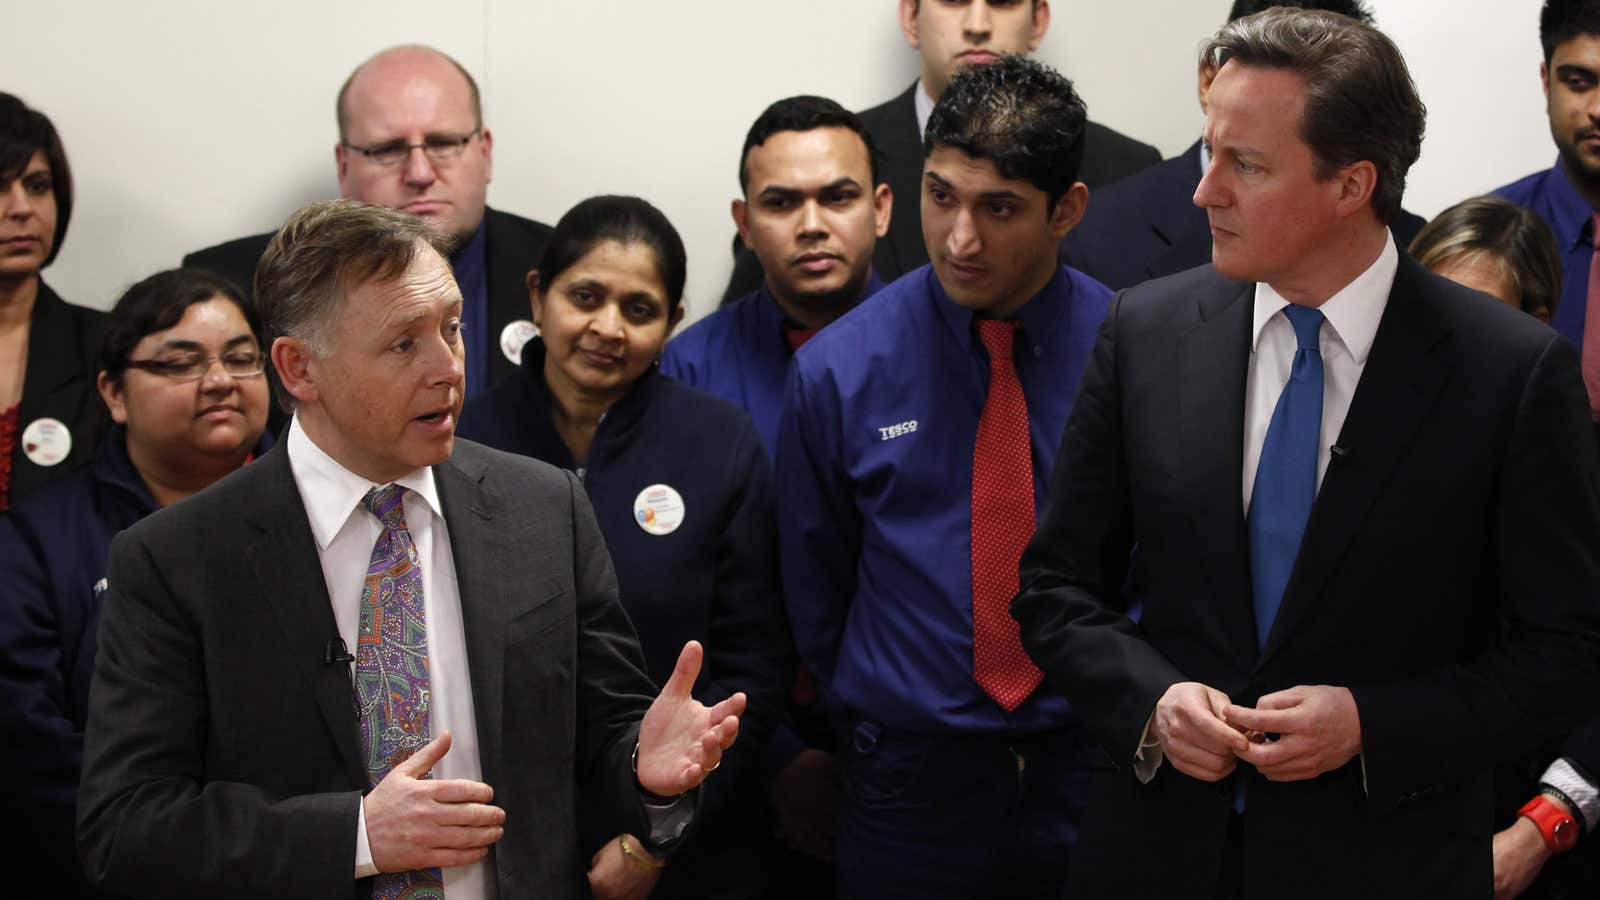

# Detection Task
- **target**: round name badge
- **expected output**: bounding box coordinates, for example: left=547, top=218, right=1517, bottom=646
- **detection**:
left=21, top=416, right=71, bottom=467
left=633, top=484, right=686, bottom=536
left=500, top=320, right=540, bottom=365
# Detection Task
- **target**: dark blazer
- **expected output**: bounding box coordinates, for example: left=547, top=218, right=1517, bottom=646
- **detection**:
left=460, top=339, right=792, bottom=899
left=1063, top=141, right=1431, bottom=291
left=1012, top=258, right=1600, bottom=899
left=10, top=281, right=106, bottom=507
left=77, top=439, right=661, bottom=899
left=183, top=207, right=552, bottom=389
left=718, top=83, right=1163, bottom=304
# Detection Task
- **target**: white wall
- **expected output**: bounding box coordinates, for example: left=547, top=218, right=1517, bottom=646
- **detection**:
left=0, top=0, right=1555, bottom=321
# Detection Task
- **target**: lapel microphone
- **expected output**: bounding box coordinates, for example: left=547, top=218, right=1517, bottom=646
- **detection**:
left=1330, top=443, right=1352, bottom=466
left=324, top=637, right=355, bottom=665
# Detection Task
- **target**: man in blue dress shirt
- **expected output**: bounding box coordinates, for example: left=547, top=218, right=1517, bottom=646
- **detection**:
left=662, top=95, right=891, bottom=457
left=1496, top=1, right=1600, bottom=421
left=776, top=57, right=1112, bottom=900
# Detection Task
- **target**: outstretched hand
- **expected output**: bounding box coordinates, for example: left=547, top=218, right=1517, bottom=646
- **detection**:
left=635, top=641, right=746, bottom=798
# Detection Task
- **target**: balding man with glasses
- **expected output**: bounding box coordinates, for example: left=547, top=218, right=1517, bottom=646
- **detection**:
left=185, top=44, right=551, bottom=407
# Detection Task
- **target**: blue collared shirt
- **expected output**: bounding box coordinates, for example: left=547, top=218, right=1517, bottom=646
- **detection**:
left=776, top=264, right=1112, bottom=734
left=451, top=217, right=491, bottom=398
left=1495, top=158, right=1596, bottom=346
left=661, top=275, right=886, bottom=458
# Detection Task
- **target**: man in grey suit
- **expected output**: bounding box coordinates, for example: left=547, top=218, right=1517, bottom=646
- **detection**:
left=77, top=200, right=744, bottom=899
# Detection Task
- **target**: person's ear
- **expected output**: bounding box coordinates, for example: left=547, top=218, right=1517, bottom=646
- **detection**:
left=96, top=371, right=128, bottom=424
left=1048, top=182, right=1090, bottom=239
left=899, top=0, right=921, bottom=50
left=1333, top=161, right=1379, bottom=220
left=527, top=269, right=544, bottom=327
left=873, top=183, right=894, bottom=239
left=1029, top=0, right=1052, bottom=52
left=271, top=336, right=321, bottom=406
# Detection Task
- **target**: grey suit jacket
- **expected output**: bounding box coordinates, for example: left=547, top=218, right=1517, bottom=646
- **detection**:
left=77, top=438, right=659, bottom=899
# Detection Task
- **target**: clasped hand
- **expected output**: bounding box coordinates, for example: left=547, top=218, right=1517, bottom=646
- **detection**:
left=1151, top=682, right=1361, bottom=783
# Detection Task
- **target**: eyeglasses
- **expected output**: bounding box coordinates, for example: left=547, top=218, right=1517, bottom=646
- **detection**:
left=123, top=351, right=265, bottom=381
left=342, top=129, right=480, bottom=167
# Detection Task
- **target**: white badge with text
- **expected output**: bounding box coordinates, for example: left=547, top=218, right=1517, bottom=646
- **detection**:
left=634, top=484, right=686, bottom=536
left=21, top=417, right=71, bottom=467
left=500, top=320, right=539, bottom=365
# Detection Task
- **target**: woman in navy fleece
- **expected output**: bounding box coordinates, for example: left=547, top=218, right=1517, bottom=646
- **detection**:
left=457, top=195, right=791, bottom=900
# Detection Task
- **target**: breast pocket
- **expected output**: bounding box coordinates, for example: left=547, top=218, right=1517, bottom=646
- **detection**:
left=506, top=590, right=572, bottom=646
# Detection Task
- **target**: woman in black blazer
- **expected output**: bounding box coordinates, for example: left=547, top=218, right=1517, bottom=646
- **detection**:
left=459, top=195, right=791, bottom=900
left=0, top=92, right=105, bottom=511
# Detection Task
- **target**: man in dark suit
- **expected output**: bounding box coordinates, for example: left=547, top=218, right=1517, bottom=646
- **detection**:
left=719, top=0, right=1160, bottom=303
left=1063, top=0, right=1428, bottom=292
left=77, top=200, right=744, bottom=900
left=1012, top=10, right=1600, bottom=899
left=184, top=45, right=550, bottom=400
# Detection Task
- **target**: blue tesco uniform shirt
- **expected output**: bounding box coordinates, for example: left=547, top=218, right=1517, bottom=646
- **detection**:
left=777, top=264, right=1112, bottom=735
left=1495, top=158, right=1595, bottom=346
left=660, top=275, right=886, bottom=458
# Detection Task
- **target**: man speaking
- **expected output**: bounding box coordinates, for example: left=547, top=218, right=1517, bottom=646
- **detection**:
left=77, top=200, right=744, bottom=899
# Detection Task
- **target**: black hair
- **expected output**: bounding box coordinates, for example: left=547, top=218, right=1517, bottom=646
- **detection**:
left=536, top=196, right=688, bottom=313
left=0, top=92, right=72, bottom=268
left=100, top=268, right=259, bottom=380
left=1227, top=0, right=1374, bottom=24
left=1542, top=0, right=1600, bottom=63
left=922, top=55, right=1087, bottom=209
left=739, top=95, right=880, bottom=193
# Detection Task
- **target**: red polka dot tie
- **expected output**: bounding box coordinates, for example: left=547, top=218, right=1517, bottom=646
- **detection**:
left=971, top=319, right=1043, bottom=712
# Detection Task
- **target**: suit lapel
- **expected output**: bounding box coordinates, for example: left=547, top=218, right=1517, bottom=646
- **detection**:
left=1178, top=279, right=1261, bottom=664
left=433, top=450, right=508, bottom=791
left=1259, top=258, right=1452, bottom=664
left=880, top=85, right=929, bottom=278
left=242, top=445, right=366, bottom=787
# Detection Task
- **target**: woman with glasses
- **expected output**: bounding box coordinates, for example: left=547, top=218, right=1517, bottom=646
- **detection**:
left=458, top=195, right=790, bottom=900
left=0, top=267, right=270, bottom=896
left=0, top=92, right=106, bottom=510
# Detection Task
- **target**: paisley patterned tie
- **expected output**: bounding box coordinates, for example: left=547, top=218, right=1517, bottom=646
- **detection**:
left=353, top=484, right=444, bottom=898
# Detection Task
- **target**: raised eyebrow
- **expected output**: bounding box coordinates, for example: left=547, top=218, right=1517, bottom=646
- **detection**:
left=820, top=177, right=864, bottom=193
left=924, top=171, right=954, bottom=189
left=223, top=335, right=257, bottom=350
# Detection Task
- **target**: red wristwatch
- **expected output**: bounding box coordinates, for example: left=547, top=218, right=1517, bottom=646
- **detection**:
left=1519, top=794, right=1580, bottom=853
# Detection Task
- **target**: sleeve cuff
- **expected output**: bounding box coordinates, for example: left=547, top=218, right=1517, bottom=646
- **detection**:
left=1133, top=712, right=1163, bottom=784
left=641, top=787, right=698, bottom=852
left=1541, top=757, right=1599, bottom=833
left=355, top=795, right=378, bottom=878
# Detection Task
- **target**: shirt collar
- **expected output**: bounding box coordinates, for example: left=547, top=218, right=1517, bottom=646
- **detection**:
left=1251, top=230, right=1398, bottom=365
left=931, top=265, right=1074, bottom=351
left=914, top=79, right=936, bottom=140
left=286, top=415, right=443, bottom=551
left=1547, top=156, right=1600, bottom=250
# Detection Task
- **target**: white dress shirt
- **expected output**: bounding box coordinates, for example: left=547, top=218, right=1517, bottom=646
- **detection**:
left=914, top=78, right=936, bottom=140
left=1135, top=233, right=1399, bottom=782
left=286, top=418, right=492, bottom=900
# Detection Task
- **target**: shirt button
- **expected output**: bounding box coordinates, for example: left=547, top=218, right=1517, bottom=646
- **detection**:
left=1032, top=346, right=1043, bottom=357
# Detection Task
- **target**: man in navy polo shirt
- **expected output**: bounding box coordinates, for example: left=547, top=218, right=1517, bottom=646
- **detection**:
left=776, top=57, right=1112, bottom=900
left=662, top=95, right=891, bottom=457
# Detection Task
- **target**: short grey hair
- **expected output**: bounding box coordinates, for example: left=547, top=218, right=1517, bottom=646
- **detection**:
left=1202, top=7, right=1425, bottom=224
left=254, top=199, right=454, bottom=410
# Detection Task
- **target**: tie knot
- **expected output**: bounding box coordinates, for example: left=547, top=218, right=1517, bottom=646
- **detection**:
left=362, top=484, right=407, bottom=529
left=977, top=319, right=1018, bottom=360
left=1282, top=304, right=1325, bottom=352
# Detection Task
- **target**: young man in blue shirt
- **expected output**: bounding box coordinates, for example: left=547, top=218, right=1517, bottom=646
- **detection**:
left=662, top=96, right=892, bottom=457
left=1497, top=1, right=1600, bottom=418
left=776, top=56, right=1113, bottom=900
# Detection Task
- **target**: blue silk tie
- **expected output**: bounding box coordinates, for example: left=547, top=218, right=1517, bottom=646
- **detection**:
left=1247, top=305, right=1325, bottom=649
